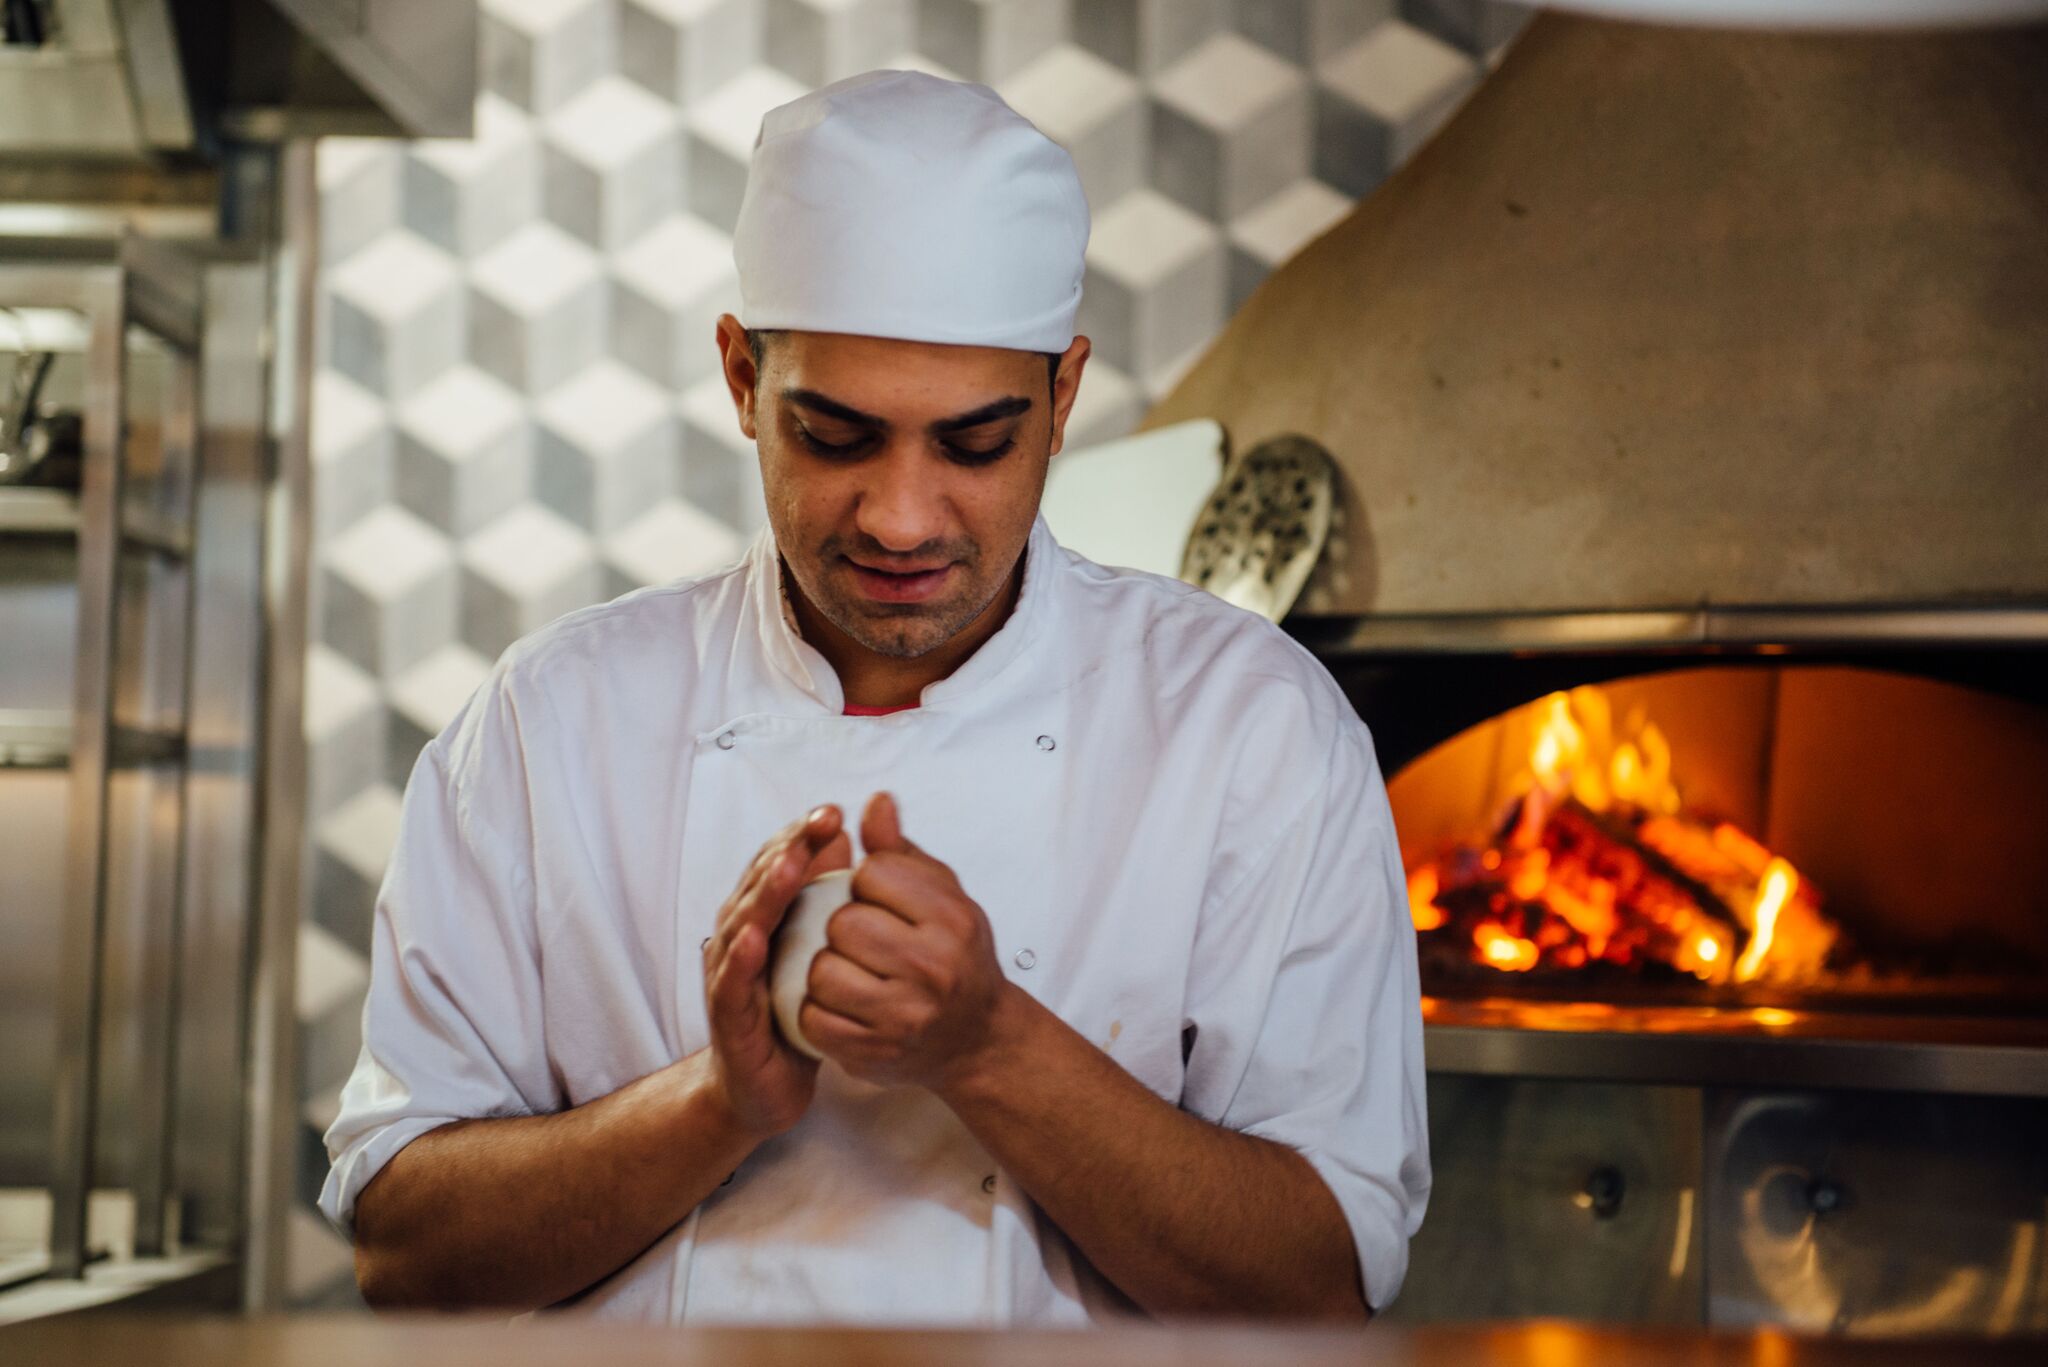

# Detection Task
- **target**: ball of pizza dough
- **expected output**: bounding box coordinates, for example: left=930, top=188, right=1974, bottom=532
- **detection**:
left=768, top=869, right=855, bottom=1061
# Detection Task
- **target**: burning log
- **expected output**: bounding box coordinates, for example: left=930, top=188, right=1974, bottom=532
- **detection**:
left=1406, top=686, right=1840, bottom=986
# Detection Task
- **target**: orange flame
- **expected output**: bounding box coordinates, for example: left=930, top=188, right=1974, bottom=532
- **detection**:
left=1734, top=858, right=1797, bottom=983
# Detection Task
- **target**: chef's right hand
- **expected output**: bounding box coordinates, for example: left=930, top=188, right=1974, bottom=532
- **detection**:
left=702, top=806, right=852, bottom=1140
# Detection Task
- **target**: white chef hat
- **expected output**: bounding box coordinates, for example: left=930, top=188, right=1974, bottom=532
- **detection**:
left=733, top=69, right=1089, bottom=354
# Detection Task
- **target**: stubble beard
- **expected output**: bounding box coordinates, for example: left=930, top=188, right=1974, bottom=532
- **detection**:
left=801, top=538, right=1000, bottom=660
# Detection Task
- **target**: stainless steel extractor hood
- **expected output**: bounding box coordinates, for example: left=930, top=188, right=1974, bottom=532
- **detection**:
left=0, top=0, right=476, bottom=159
left=1144, top=12, right=2048, bottom=618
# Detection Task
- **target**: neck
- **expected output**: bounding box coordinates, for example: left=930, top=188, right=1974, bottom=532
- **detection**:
left=783, top=553, right=1027, bottom=710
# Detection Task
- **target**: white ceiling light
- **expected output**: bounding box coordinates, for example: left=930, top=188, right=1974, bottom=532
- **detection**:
left=1513, top=1, right=2048, bottom=28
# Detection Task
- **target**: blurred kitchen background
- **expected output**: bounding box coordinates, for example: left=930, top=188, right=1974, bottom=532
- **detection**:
left=4, top=0, right=2045, bottom=1338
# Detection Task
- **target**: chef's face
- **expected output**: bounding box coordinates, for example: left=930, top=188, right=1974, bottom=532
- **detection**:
left=718, top=316, right=1090, bottom=661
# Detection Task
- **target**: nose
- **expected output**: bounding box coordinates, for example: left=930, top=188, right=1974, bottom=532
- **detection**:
left=853, top=442, right=947, bottom=553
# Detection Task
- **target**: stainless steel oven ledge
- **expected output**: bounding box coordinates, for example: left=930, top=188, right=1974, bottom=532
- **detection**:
left=1294, top=604, right=2048, bottom=656
left=1424, top=1003, right=2048, bottom=1098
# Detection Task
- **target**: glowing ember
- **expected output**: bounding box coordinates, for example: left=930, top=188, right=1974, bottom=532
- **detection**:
left=1406, top=687, right=1839, bottom=985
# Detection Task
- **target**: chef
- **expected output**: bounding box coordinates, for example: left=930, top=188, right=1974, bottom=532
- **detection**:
left=321, top=69, right=1429, bottom=1325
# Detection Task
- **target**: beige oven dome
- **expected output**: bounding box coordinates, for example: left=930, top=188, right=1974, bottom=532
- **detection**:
left=1143, top=13, right=2048, bottom=617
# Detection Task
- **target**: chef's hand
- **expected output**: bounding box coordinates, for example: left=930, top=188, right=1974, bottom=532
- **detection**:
left=703, top=806, right=852, bottom=1139
left=799, top=793, right=1010, bottom=1091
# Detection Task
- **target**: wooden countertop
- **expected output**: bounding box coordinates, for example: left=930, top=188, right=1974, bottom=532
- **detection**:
left=5, top=1316, right=2044, bottom=1365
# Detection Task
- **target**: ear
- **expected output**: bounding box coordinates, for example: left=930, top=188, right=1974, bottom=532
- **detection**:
left=716, top=313, right=760, bottom=440
left=1047, top=335, right=1092, bottom=459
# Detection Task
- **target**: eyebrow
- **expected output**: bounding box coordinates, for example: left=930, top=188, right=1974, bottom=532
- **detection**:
left=783, top=388, right=1034, bottom=436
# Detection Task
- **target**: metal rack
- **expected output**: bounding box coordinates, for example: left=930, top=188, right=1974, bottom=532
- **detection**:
left=0, top=234, right=207, bottom=1287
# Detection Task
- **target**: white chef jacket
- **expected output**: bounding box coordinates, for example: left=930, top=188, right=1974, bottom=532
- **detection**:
left=320, top=514, right=1430, bottom=1325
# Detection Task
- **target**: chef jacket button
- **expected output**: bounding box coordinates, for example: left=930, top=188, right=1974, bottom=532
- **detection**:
left=981, top=1174, right=996, bottom=1194
left=1035, top=734, right=1055, bottom=752
left=1014, top=948, right=1037, bottom=970
left=715, top=730, right=736, bottom=750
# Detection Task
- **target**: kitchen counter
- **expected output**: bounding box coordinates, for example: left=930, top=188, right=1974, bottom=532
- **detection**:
left=5, top=1316, right=2043, bottom=1365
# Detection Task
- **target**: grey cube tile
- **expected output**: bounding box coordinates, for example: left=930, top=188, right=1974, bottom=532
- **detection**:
left=1077, top=188, right=1225, bottom=378
left=1073, top=0, right=1225, bottom=77
left=320, top=506, right=460, bottom=679
left=601, top=496, right=748, bottom=596
left=1399, top=0, right=1528, bottom=58
left=998, top=42, right=1147, bottom=211
left=325, top=231, right=465, bottom=402
left=535, top=359, right=678, bottom=534
left=395, top=364, right=534, bottom=537
left=317, top=139, right=403, bottom=270
left=386, top=643, right=495, bottom=787
left=404, top=94, right=543, bottom=258
left=1061, top=356, right=1144, bottom=450
left=311, top=786, right=403, bottom=953
left=468, top=222, right=609, bottom=391
left=1232, top=0, right=1390, bottom=65
left=765, top=0, right=913, bottom=87
left=677, top=375, right=767, bottom=535
left=301, top=643, right=387, bottom=824
left=685, top=65, right=812, bottom=231
left=612, top=212, right=740, bottom=391
left=916, top=0, right=1066, bottom=84
left=482, top=0, right=618, bottom=115
left=1314, top=18, right=1477, bottom=197
left=543, top=75, right=686, bottom=251
left=460, top=505, right=604, bottom=659
left=1226, top=175, right=1350, bottom=309
left=622, top=0, right=764, bottom=105
left=310, top=371, right=393, bottom=543
left=1150, top=31, right=1310, bottom=220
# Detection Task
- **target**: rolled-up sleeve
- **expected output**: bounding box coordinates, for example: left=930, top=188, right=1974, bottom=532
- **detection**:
left=1178, top=718, right=1431, bottom=1312
left=318, top=675, right=559, bottom=1235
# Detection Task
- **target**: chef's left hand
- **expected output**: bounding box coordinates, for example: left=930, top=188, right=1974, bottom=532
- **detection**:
left=799, top=792, right=1010, bottom=1091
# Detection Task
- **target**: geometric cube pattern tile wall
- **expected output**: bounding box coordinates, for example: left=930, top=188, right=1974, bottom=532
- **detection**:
left=294, top=0, right=1523, bottom=1306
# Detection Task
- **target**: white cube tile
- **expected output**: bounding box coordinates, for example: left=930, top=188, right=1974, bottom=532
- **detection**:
left=602, top=496, right=748, bottom=595
left=765, top=0, right=913, bottom=87
left=482, top=0, right=617, bottom=114
left=536, top=360, right=678, bottom=534
left=998, top=43, right=1146, bottom=211
left=320, top=506, right=459, bottom=678
left=387, top=643, right=494, bottom=785
left=325, top=231, right=465, bottom=402
left=302, top=643, right=387, bottom=823
left=543, top=76, right=685, bottom=251
left=1073, top=0, right=1224, bottom=77
left=1077, top=188, right=1224, bottom=378
left=310, top=370, right=392, bottom=542
left=468, top=222, right=608, bottom=392
left=622, top=0, right=763, bottom=105
left=678, top=376, right=768, bottom=535
left=461, top=505, right=604, bottom=659
left=317, top=139, right=403, bottom=269
left=612, top=212, right=740, bottom=391
left=1062, top=357, right=1145, bottom=451
left=395, top=365, right=534, bottom=536
left=1232, top=0, right=1389, bottom=65
left=404, top=94, right=542, bottom=258
left=1150, top=32, right=1310, bottom=221
left=1315, top=19, right=1477, bottom=197
left=916, top=0, right=1066, bottom=84
left=311, top=786, right=403, bottom=951
left=686, top=65, right=811, bottom=231
left=1227, top=175, right=1350, bottom=309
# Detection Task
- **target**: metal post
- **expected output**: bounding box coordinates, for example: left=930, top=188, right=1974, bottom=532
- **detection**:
left=131, top=335, right=205, bottom=1259
left=46, top=269, right=129, bottom=1280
